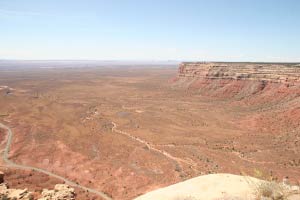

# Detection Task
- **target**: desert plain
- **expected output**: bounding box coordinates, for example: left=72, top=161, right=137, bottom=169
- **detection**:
left=0, top=63, right=299, bottom=199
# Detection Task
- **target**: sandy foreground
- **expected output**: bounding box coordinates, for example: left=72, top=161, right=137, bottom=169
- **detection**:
left=134, top=173, right=299, bottom=200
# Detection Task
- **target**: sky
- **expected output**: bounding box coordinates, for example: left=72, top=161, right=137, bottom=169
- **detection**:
left=0, top=0, right=300, bottom=62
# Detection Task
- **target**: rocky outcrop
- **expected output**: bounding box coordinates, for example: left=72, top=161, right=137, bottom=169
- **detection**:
left=38, top=184, right=75, bottom=200
left=178, top=62, right=300, bottom=84
left=134, top=173, right=300, bottom=200
left=0, top=171, right=75, bottom=200
left=0, top=183, right=75, bottom=200
left=0, top=183, right=33, bottom=200
left=0, top=183, right=76, bottom=200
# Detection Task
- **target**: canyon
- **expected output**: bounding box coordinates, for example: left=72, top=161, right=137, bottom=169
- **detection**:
left=0, top=62, right=299, bottom=199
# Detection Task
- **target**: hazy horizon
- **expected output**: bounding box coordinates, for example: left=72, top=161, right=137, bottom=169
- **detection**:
left=1, top=0, right=300, bottom=62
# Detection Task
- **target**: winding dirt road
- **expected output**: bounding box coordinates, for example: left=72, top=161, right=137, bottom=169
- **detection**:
left=111, top=122, right=197, bottom=169
left=0, top=122, right=112, bottom=200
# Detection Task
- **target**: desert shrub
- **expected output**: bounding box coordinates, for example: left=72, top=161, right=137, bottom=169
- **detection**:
left=244, top=169, right=295, bottom=200
left=254, top=181, right=287, bottom=200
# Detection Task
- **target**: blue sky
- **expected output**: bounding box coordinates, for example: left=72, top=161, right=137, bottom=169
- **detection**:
left=0, top=0, right=299, bottom=61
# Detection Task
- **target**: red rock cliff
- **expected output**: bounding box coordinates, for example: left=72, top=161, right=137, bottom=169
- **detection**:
left=178, top=62, right=300, bottom=84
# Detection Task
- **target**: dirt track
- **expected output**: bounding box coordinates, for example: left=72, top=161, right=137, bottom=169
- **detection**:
left=111, top=121, right=197, bottom=168
left=0, top=122, right=112, bottom=200
left=0, top=66, right=299, bottom=199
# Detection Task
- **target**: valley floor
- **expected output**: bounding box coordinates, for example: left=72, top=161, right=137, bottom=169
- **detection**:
left=0, top=66, right=299, bottom=199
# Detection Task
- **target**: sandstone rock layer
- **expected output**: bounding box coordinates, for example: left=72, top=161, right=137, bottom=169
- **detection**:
left=179, top=62, right=300, bottom=84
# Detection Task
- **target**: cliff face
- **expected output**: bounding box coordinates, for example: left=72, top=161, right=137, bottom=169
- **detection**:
left=175, top=62, right=300, bottom=102
left=178, top=62, right=300, bottom=84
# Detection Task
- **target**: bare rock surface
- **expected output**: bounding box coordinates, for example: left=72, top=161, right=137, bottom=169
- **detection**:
left=38, top=184, right=75, bottom=200
left=178, top=62, right=300, bottom=84
left=134, top=173, right=300, bottom=200
left=0, top=183, right=75, bottom=200
left=0, top=183, right=33, bottom=200
left=0, top=171, right=75, bottom=200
